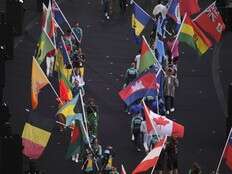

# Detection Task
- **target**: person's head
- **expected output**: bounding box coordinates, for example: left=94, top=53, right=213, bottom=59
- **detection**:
left=66, top=29, right=72, bottom=35
left=131, top=62, right=136, bottom=68
left=166, top=67, right=173, bottom=75
left=190, top=162, right=201, bottom=174
left=75, top=22, right=80, bottom=27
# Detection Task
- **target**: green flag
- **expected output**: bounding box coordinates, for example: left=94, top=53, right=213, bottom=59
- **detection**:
left=139, top=37, right=157, bottom=74
left=35, top=29, right=55, bottom=65
left=65, top=119, right=85, bottom=159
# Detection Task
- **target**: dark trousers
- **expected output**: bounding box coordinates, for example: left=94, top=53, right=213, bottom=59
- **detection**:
left=103, top=1, right=110, bottom=15
left=165, top=96, right=174, bottom=111
left=133, top=130, right=141, bottom=149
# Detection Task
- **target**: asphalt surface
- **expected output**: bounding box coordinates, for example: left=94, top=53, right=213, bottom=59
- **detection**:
left=1, top=0, right=232, bottom=173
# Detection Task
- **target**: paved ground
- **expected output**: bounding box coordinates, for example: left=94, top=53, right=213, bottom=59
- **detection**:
left=2, top=0, right=232, bottom=173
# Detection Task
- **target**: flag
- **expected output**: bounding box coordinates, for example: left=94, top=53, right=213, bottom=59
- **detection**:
left=194, top=1, right=225, bottom=42
left=224, top=128, right=232, bottom=170
left=52, top=0, right=69, bottom=28
left=143, top=101, right=156, bottom=134
left=178, top=15, right=212, bottom=55
left=55, top=49, right=73, bottom=103
left=155, top=38, right=165, bottom=64
left=31, top=57, right=49, bottom=110
left=150, top=109, right=184, bottom=138
left=44, top=1, right=55, bottom=38
left=41, top=3, right=48, bottom=29
left=132, top=138, right=166, bottom=174
left=22, top=112, right=55, bottom=159
left=56, top=94, right=79, bottom=118
left=59, top=36, right=71, bottom=65
left=167, top=0, right=181, bottom=24
left=139, top=37, right=157, bottom=73
left=121, top=164, right=127, bottom=174
left=118, top=72, right=158, bottom=106
left=65, top=118, right=84, bottom=159
left=35, top=28, right=55, bottom=64
left=65, top=113, right=82, bottom=127
left=180, top=0, right=200, bottom=16
left=132, top=2, right=151, bottom=37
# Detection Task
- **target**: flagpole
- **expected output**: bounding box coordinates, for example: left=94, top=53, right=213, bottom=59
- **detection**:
left=79, top=88, right=89, bottom=135
left=142, top=35, right=166, bottom=75
left=171, top=13, right=187, bottom=52
left=150, top=136, right=167, bottom=174
left=60, top=36, right=76, bottom=77
left=33, top=57, right=63, bottom=105
left=193, top=1, right=215, bottom=21
left=53, top=0, right=80, bottom=43
left=142, top=100, right=160, bottom=141
left=216, top=127, right=232, bottom=173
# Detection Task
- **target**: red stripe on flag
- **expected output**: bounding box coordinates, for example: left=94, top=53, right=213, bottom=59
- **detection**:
left=22, top=138, right=45, bottom=159
left=172, top=122, right=184, bottom=138
left=224, top=145, right=232, bottom=170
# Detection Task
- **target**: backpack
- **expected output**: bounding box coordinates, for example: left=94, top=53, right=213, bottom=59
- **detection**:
left=133, top=117, right=142, bottom=130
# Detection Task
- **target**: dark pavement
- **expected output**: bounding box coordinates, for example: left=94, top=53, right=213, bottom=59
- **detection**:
left=1, top=0, right=232, bottom=173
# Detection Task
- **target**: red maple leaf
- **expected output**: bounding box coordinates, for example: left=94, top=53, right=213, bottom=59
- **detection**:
left=154, top=117, right=169, bottom=126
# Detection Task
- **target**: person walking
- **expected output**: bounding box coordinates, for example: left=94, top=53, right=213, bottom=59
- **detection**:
left=131, top=111, right=143, bottom=152
left=163, top=67, right=179, bottom=115
left=124, top=62, right=138, bottom=86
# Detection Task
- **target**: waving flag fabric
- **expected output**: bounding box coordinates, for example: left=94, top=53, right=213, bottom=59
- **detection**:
left=143, top=101, right=156, bottom=134
left=194, top=1, right=225, bottom=42
left=180, top=0, right=200, bottom=16
left=150, top=109, right=184, bottom=138
left=31, top=57, right=49, bottom=110
left=132, top=2, right=151, bottom=37
left=22, top=112, right=55, bottom=159
left=224, top=128, right=232, bottom=170
left=139, top=37, right=157, bottom=73
left=119, top=72, right=158, bottom=106
left=132, top=138, right=166, bottom=174
left=167, top=0, right=181, bottom=24
left=178, top=16, right=212, bottom=55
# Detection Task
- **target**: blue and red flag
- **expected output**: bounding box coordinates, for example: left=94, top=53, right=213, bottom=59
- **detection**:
left=224, top=128, right=232, bottom=170
left=119, top=72, right=158, bottom=106
left=58, top=36, right=70, bottom=65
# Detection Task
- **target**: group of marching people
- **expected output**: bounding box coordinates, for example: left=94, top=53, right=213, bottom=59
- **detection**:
left=45, top=20, right=120, bottom=174
left=122, top=0, right=181, bottom=173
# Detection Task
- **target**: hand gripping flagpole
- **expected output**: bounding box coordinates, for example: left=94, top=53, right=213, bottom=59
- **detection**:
left=216, top=127, right=232, bottom=173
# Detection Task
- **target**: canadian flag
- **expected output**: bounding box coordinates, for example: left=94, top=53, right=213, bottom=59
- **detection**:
left=132, top=137, right=166, bottom=174
left=143, top=101, right=156, bottom=134
left=121, top=164, right=127, bottom=174
left=193, top=1, right=225, bottom=42
left=148, top=107, right=184, bottom=138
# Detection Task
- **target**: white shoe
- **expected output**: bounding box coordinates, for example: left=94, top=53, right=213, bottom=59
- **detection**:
left=170, top=108, right=175, bottom=112
left=106, top=16, right=110, bottom=20
left=166, top=110, right=170, bottom=115
left=131, top=134, right=135, bottom=141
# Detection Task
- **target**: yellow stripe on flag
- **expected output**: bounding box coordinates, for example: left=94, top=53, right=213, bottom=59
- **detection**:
left=22, top=123, right=51, bottom=147
left=132, top=14, right=145, bottom=36
left=181, top=23, right=194, bottom=37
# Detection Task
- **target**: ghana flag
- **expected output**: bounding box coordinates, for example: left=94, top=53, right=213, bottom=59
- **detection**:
left=22, top=112, right=55, bottom=159
left=139, top=36, right=157, bottom=74
left=178, top=15, right=212, bottom=55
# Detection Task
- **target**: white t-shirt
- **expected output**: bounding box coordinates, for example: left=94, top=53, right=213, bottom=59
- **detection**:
left=152, top=4, right=167, bottom=19
left=72, top=75, right=85, bottom=87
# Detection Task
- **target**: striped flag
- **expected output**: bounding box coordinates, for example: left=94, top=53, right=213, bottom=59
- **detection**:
left=143, top=101, right=156, bottom=134
left=132, top=137, right=166, bottom=174
left=22, top=112, right=55, bottom=159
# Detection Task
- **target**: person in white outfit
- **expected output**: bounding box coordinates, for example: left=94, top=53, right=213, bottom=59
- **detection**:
left=140, top=120, right=149, bottom=152
left=46, top=49, right=56, bottom=77
left=152, top=0, right=168, bottom=19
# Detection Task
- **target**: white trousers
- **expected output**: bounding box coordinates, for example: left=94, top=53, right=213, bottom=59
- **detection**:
left=46, top=56, right=54, bottom=76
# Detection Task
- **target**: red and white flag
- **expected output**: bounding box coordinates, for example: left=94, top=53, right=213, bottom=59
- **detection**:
left=194, top=1, right=225, bottom=42
left=143, top=101, right=156, bottom=134
left=149, top=108, right=184, bottom=138
left=121, top=164, right=127, bottom=174
left=132, top=137, right=166, bottom=174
